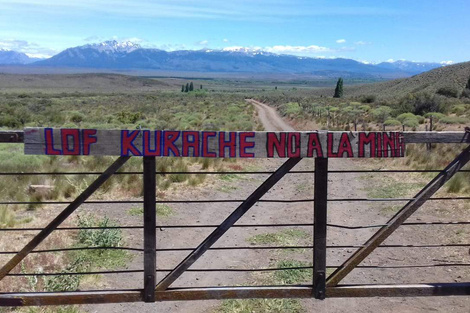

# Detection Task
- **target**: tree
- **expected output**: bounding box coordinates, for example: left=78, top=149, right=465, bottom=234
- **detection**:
left=185, top=83, right=189, bottom=92
left=466, top=77, right=470, bottom=90
left=181, top=85, right=184, bottom=92
left=333, top=78, right=343, bottom=98
left=189, top=82, right=194, bottom=92
left=200, top=84, right=203, bottom=89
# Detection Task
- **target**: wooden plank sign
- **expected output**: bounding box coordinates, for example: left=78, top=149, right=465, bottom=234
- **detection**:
left=24, top=128, right=405, bottom=158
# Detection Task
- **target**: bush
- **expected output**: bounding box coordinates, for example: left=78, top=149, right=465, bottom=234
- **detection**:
left=424, top=112, right=446, bottom=121
left=77, top=215, right=122, bottom=248
left=396, top=113, right=418, bottom=123
left=402, top=118, right=419, bottom=129
left=384, top=119, right=401, bottom=126
left=69, top=111, right=85, bottom=124
left=436, top=87, right=459, bottom=98
left=440, top=116, right=469, bottom=124
left=360, top=95, right=376, bottom=103
left=372, top=106, right=392, bottom=123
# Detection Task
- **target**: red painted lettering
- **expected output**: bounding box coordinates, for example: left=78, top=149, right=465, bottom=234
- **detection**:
left=163, top=131, right=180, bottom=157
left=201, top=131, right=216, bottom=157
left=44, top=128, right=61, bottom=155
left=382, top=132, right=395, bottom=158
left=239, top=132, right=255, bottom=157
left=143, top=130, right=162, bottom=156
left=327, top=133, right=338, bottom=157
left=121, top=130, right=141, bottom=156
left=266, top=133, right=286, bottom=157
left=307, top=133, right=323, bottom=157
left=358, top=133, right=376, bottom=157
left=82, top=129, right=97, bottom=155
left=337, top=133, right=353, bottom=157
left=287, top=132, right=301, bottom=157
left=219, top=132, right=237, bottom=158
left=182, top=131, right=200, bottom=157
left=61, top=129, right=80, bottom=155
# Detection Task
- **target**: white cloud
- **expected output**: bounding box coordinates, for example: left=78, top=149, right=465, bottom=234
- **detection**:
left=196, top=40, right=209, bottom=46
left=264, top=44, right=333, bottom=54
left=336, top=39, right=346, bottom=44
left=0, top=39, right=57, bottom=57
left=222, top=44, right=355, bottom=56
left=354, top=41, right=371, bottom=45
left=440, top=60, right=453, bottom=65
left=223, top=38, right=229, bottom=42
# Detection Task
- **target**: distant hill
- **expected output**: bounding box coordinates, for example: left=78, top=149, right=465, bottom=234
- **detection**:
left=375, top=60, right=444, bottom=75
left=0, top=49, right=42, bottom=65
left=27, top=40, right=445, bottom=79
left=311, top=61, right=470, bottom=99
left=0, top=73, right=179, bottom=93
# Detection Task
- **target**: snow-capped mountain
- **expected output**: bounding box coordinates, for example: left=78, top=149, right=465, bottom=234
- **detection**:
left=81, top=40, right=141, bottom=54
left=376, top=60, right=444, bottom=75
left=16, top=41, right=448, bottom=78
left=0, top=49, right=42, bottom=64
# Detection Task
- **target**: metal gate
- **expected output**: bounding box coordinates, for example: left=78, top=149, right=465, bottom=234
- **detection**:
left=0, top=129, right=469, bottom=306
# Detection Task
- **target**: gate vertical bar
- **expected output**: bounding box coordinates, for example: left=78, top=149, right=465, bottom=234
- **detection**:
left=313, top=157, right=328, bottom=299
left=143, top=156, right=156, bottom=302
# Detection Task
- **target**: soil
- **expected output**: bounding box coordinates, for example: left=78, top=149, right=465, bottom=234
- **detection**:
left=75, top=99, right=468, bottom=312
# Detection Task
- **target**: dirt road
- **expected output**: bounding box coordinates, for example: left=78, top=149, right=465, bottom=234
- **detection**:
left=84, top=100, right=468, bottom=313
left=246, top=99, right=295, bottom=131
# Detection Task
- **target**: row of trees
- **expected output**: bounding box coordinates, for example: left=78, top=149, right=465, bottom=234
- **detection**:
left=181, top=82, right=203, bottom=92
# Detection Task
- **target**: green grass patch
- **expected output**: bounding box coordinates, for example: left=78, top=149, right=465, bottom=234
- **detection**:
left=217, top=259, right=311, bottom=313
left=363, top=177, right=422, bottom=199
left=217, top=185, right=238, bottom=193
left=157, top=204, right=174, bottom=217
left=381, top=205, right=402, bottom=214
left=248, top=229, right=310, bottom=246
left=219, top=298, right=303, bottom=313
left=127, top=204, right=174, bottom=217
left=127, top=207, right=143, bottom=216
left=274, top=260, right=312, bottom=284
left=219, top=173, right=241, bottom=181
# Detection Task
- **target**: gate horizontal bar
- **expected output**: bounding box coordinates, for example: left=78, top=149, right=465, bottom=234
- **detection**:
left=1, top=282, right=469, bottom=306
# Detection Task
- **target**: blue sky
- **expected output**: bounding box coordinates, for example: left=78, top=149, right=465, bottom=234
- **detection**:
left=0, top=0, right=469, bottom=63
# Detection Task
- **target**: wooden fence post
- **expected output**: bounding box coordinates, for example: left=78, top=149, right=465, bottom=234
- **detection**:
left=313, top=157, right=328, bottom=299
left=143, top=156, right=156, bottom=302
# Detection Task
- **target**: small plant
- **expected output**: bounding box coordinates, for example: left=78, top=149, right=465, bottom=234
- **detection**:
left=44, top=258, right=82, bottom=292
left=248, top=229, right=310, bottom=246
left=77, top=215, right=122, bottom=248
left=127, top=204, right=174, bottom=217
left=0, top=205, right=15, bottom=227
left=274, top=260, right=312, bottom=284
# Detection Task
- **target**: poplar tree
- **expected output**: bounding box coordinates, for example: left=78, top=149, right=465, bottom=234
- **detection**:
left=189, top=82, right=194, bottom=91
left=185, top=83, right=189, bottom=92
left=181, top=85, right=184, bottom=92
left=333, top=78, right=344, bottom=98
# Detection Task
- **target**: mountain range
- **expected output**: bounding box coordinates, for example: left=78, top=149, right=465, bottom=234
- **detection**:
left=0, top=41, right=452, bottom=78
left=0, top=49, right=43, bottom=65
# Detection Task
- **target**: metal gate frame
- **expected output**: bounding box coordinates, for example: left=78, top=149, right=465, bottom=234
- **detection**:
left=0, top=131, right=469, bottom=306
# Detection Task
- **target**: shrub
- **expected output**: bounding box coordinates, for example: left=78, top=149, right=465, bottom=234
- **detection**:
left=77, top=215, right=122, bottom=248
left=384, top=119, right=401, bottom=126
left=436, top=87, right=459, bottom=98
left=396, top=113, right=418, bottom=123
left=440, top=116, right=469, bottom=124
left=372, top=106, right=392, bottom=123
left=424, top=112, right=446, bottom=121
left=69, top=111, right=85, bottom=124
left=402, top=118, right=419, bottom=129
left=360, top=95, right=376, bottom=103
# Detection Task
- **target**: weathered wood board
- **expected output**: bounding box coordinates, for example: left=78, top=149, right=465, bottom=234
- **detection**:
left=24, top=128, right=405, bottom=158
